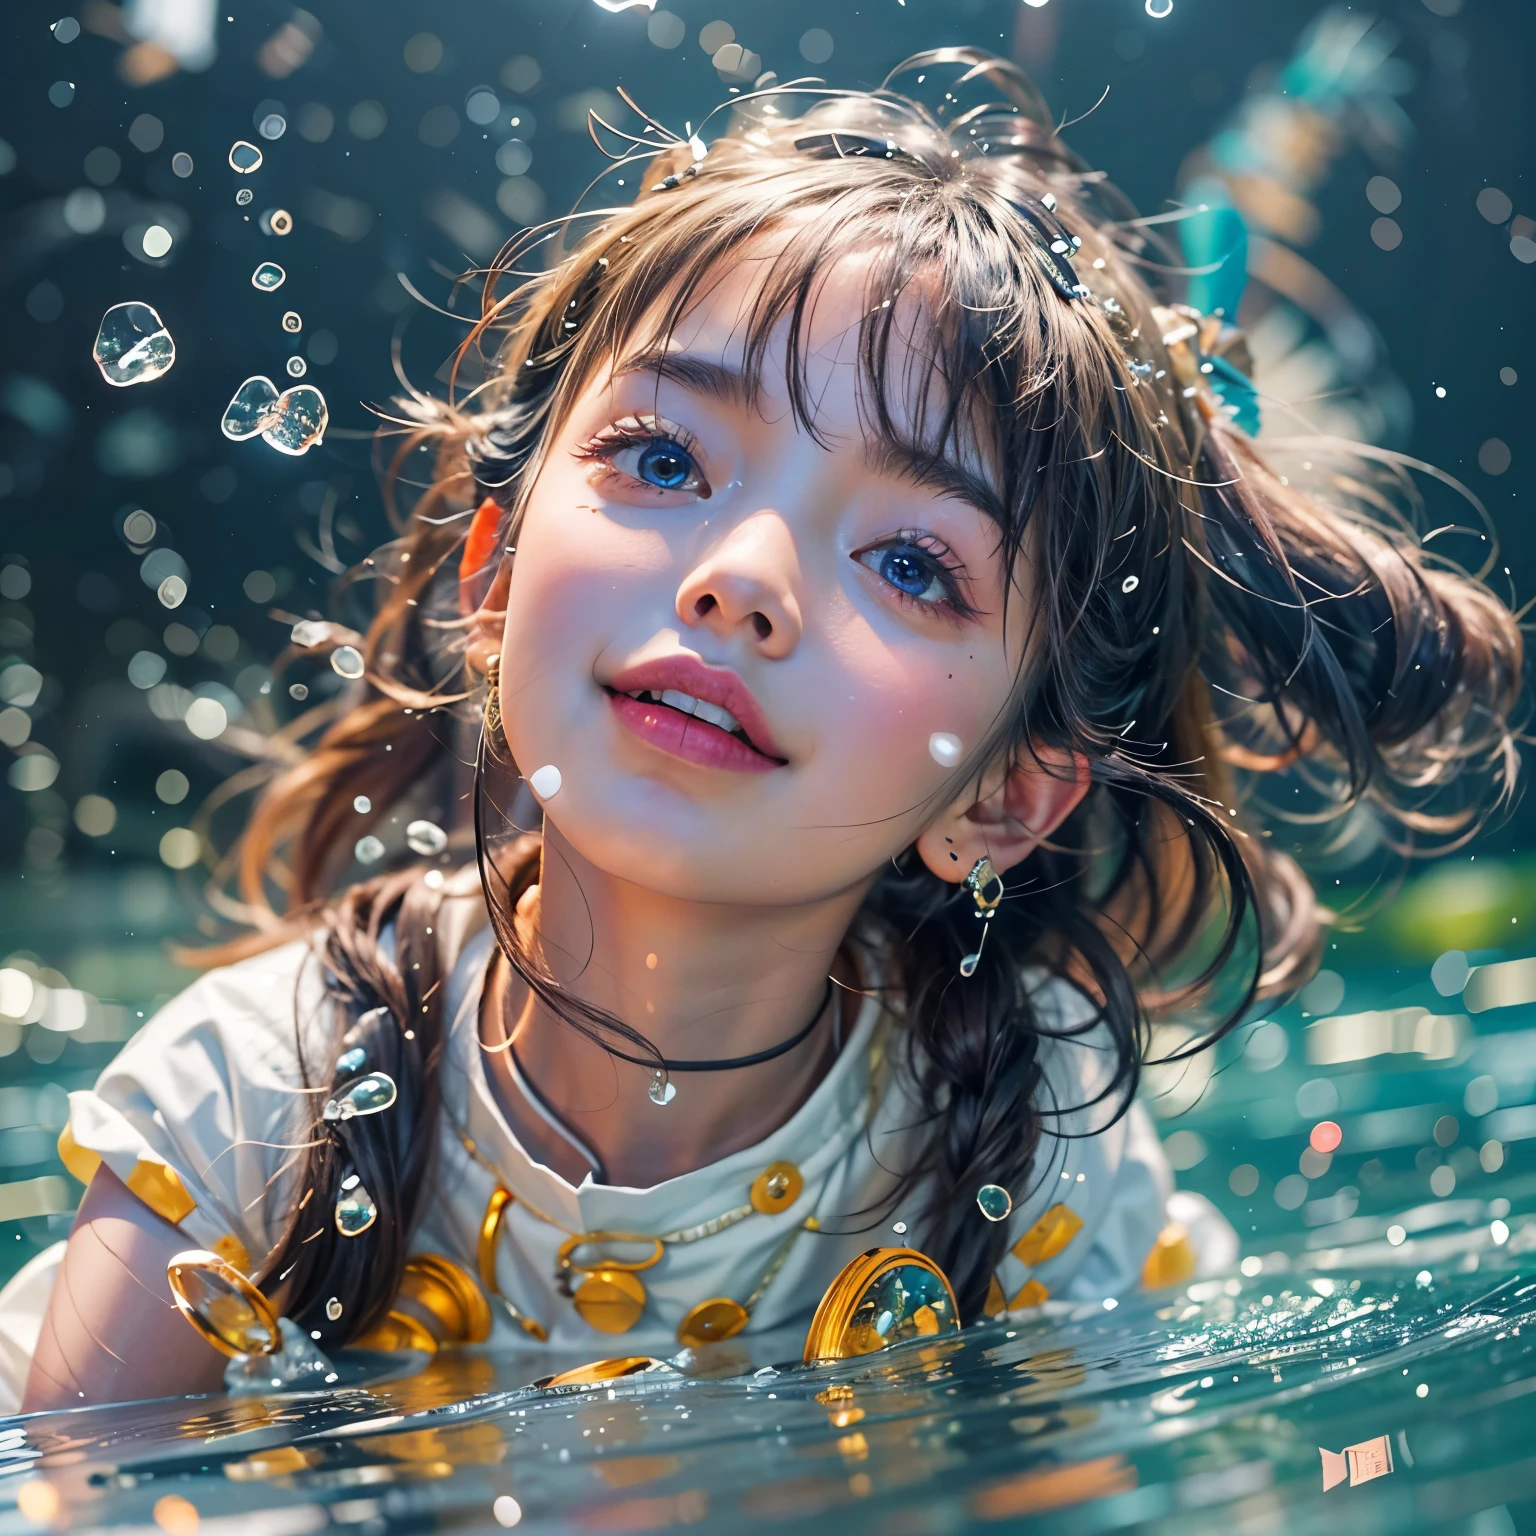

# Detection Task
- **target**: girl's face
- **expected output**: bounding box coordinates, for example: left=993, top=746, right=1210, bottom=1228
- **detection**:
left=493, top=250, right=1045, bottom=907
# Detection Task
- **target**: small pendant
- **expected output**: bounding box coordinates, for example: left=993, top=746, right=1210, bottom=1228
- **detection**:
left=648, top=1070, right=676, bottom=1106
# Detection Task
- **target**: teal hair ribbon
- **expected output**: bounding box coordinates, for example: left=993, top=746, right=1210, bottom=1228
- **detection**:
left=1178, top=177, right=1260, bottom=435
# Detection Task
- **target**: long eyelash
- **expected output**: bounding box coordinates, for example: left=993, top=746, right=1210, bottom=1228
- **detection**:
left=874, top=530, right=979, bottom=620
left=573, top=415, right=701, bottom=466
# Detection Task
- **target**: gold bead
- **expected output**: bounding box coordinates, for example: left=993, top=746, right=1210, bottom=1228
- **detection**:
left=676, top=1297, right=748, bottom=1348
left=750, top=1160, right=803, bottom=1215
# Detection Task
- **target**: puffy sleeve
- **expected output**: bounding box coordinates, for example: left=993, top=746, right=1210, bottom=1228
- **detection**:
left=989, top=977, right=1237, bottom=1310
left=58, top=940, right=332, bottom=1274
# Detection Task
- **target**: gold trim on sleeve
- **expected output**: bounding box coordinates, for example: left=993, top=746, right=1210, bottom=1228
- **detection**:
left=1008, top=1279, right=1050, bottom=1310
left=125, top=1156, right=198, bottom=1225
left=1141, top=1221, right=1198, bottom=1291
left=57, top=1124, right=102, bottom=1188
left=1010, top=1202, right=1083, bottom=1268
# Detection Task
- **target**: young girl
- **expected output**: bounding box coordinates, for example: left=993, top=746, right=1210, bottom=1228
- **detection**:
left=15, top=48, right=1520, bottom=1411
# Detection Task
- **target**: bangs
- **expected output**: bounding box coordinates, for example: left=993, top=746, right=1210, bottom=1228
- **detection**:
left=483, top=140, right=1120, bottom=568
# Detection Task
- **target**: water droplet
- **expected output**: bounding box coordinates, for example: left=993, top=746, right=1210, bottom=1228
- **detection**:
left=529, top=764, right=562, bottom=798
left=406, top=819, right=447, bottom=856
left=229, top=140, right=264, bottom=173
left=286, top=355, right=307, bottom=378
left=1121, top=574, right=1139, bottom=594
left=52, top=17, right=81, bottom=43
left=221, top=375, right=280, bottom=440
left=331, top=644, right=364, bottom=679
left=335, top=1182, right=378, bottom=1236
left=648, top=1070, right=676, bottom=1106
left=236, top=188, right=253, bottom=206
left=325, top=1296, right=343, bottom=1320
left=260, top=384, right=327, bottom=455
left=976, top=1184, right=1013, bottom=1222
left=354, top=834, right=385, bottom=864
left=251, top=261, right=286, bottom=291
left=335, top=1046, right=366, bottom=1075
left=282, top=311, right=302, bottom=333
left=928, top=732, right=962, bottom=767
left=93, top=302, right=175, bottom=386
left=340, top=1072, right=397, bottom=1116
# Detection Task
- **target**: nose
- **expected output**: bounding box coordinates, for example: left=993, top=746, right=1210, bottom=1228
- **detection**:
left=675, top=513, right=803, bottom=660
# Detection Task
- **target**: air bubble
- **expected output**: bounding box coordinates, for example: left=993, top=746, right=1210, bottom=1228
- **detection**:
left=252, top=261, right=287, bottom=290
left=354, top=835, right=385, bottom=865
left=282, top=311, right=302, bottom=333
left=229, top=140, right=264, bottom=173
left=258, top=113, right=287, bottom=141
left=221, top=375, right=280, bottom=440
left=171, top=152, right=193, bottom=177
left=93, top=302, right=175, bottom=386
left=236, top=188, right=253, bottom=206
left=406, top=819, right=448, bottom=856
left=331, top=645, right=364, bottom=679
left=260, top=384, right=328, bottom=455
left=1145, top=0, right=1172, bottom=14
left=141, top=224, right=172, bottom=259
left=286, top=355, right=307, bottom=378
left=261, top=208, right=293, bottom=236
left=1121, top=575, right=1139, bottom=593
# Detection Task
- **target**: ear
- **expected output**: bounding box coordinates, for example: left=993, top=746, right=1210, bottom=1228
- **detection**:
left=914, top=747, right=1091, bottom=884
left=461, top=515, right=514, bottom=683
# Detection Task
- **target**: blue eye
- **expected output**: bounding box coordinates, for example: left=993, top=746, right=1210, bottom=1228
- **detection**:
left=879, top=547, right=934, bottom=596
left=858, top=541, right=949, bottom=605
left=636, top=439, right=695, bottom=489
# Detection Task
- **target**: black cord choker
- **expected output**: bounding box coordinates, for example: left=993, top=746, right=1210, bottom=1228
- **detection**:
left=600, top=976, right=836, bottom=1076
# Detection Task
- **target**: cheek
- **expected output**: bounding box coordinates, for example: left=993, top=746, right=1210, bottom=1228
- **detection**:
left=813, top=616, right=1014, bottom=798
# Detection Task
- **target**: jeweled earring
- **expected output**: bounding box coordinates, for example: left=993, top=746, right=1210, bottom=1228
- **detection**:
left=483, top=654, right=502, bottom=738
left=959, top=857, right=1004, bottom=977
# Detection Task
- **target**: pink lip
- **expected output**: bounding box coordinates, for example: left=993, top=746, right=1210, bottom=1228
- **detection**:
left=604, top=655, right=786, bottom=773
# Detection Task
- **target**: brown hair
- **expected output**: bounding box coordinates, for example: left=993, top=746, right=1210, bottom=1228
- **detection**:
left=215, top=49, right=1521, bottom=1336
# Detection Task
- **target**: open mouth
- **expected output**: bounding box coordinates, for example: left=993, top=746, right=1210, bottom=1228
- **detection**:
left=604, top=686, right=786, bottom=771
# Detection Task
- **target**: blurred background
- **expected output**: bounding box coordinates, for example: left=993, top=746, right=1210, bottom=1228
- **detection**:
left=0, top=0, right=1532, bottom=1293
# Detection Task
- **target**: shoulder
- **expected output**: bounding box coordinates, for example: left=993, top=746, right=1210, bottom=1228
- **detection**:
left=106, top=937, right=331, bottom=1085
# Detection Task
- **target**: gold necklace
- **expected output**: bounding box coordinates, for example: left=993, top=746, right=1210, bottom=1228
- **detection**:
left=453, top=1118, right=816, bottom=1346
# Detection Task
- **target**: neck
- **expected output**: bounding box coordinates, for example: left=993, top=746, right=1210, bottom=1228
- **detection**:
left=480, top=823, right=870, bottom=1188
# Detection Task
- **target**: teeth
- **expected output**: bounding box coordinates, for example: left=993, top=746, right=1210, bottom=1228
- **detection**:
left=626, top=687, right=743, bottom=737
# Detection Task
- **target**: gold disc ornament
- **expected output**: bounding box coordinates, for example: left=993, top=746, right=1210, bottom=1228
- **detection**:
left=572, top=1269, right=648, bottom=1334
left=803, top=1247, right=959, bottom=1362
left=676, top=1297, right=749, bottom=1348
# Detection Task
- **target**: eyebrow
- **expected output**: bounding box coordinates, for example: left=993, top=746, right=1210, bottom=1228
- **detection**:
left=613, top=348, right=1004, bottom=521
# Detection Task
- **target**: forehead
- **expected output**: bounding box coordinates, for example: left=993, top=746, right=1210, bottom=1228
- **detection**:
left=609, top=234, right=956, bottom=445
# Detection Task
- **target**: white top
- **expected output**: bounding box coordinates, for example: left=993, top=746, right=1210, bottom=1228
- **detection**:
left=1, top=874, right=1234, bottom=1406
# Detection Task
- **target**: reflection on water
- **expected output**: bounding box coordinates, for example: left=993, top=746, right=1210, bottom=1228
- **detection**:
left=5, top=1252, right=1536, bottom=1532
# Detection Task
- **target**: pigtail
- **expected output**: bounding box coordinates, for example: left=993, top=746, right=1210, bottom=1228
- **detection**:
left=252, top=873, right=449, bottom=1344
